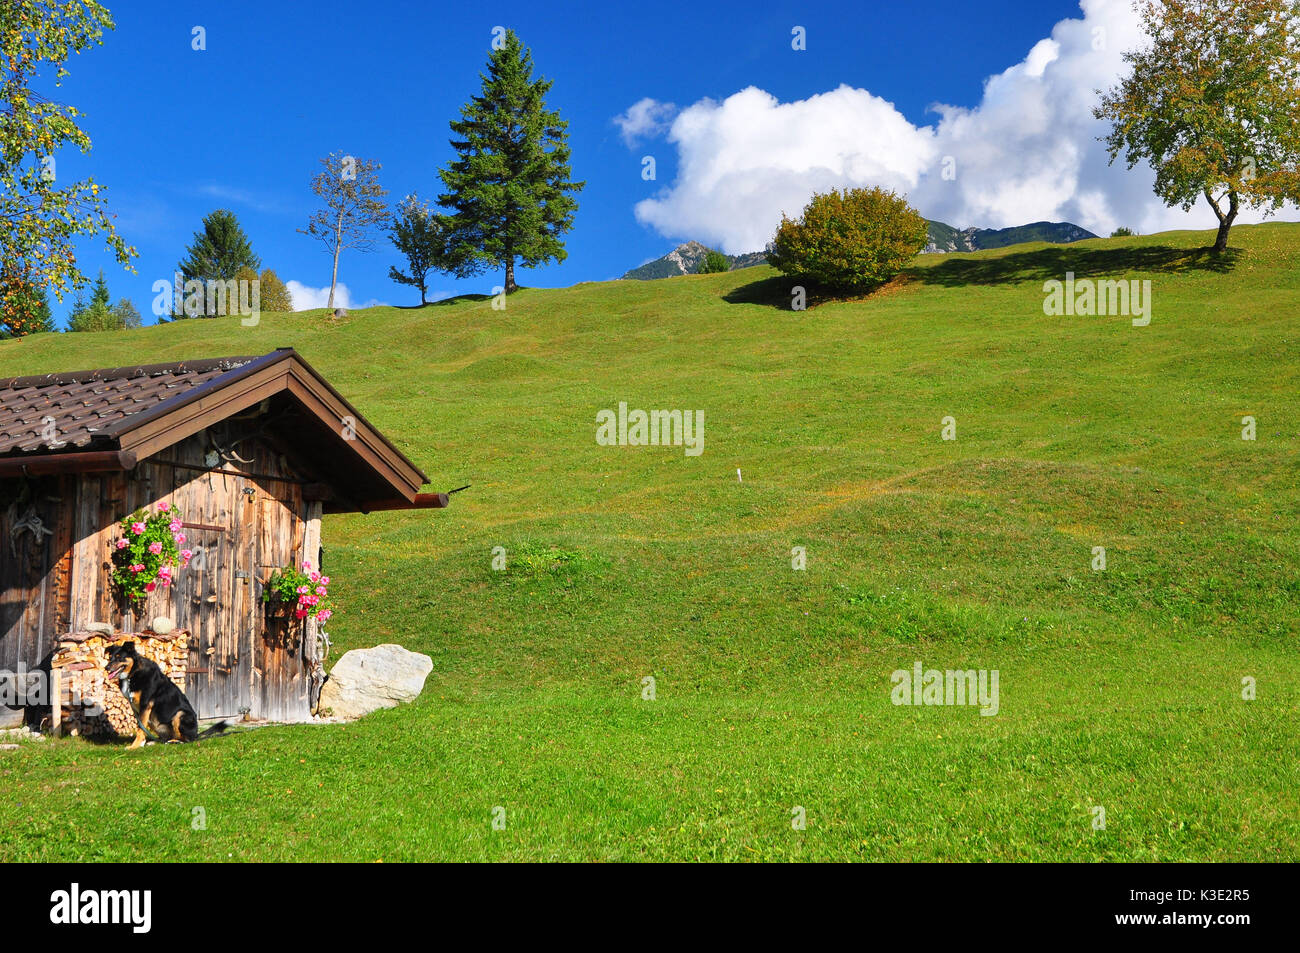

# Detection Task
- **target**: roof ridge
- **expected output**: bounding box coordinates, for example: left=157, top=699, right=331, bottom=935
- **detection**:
left=0, top=352, right=280, bottom=391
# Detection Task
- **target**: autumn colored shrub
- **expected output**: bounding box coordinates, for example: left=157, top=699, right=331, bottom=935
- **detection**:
left=767, top=187, right=928, bottom=291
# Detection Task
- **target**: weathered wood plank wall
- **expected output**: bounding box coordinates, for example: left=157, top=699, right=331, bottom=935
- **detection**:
left=0, top=474, right=73, bottom=673
left=3, top=421, right=316, bottom=722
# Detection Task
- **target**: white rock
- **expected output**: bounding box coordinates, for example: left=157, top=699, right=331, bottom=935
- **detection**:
left=318, top=644, right=432, bottom=720
left=150, top=616, right=176, bottom=635
left=86, top=622, right=114, bottom=635
left=0, top=707, right=23, bottom=730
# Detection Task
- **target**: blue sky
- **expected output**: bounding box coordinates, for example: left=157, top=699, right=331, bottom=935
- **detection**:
left=42, top=0, right=1238, bottom=324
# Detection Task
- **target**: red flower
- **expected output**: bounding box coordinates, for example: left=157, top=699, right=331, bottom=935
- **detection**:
left=145, top=582, right=156, bottom=593
left=294, top=608, right=308, bottom=619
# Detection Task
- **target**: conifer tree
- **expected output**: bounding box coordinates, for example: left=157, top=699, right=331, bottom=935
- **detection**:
left=89, top=268, right=110, bottom=308
left=436, top=30, right=584, bottom=294
left=175, top=210, right=261, bottom=317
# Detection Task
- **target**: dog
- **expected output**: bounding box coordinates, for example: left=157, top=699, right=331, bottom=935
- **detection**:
left=104, top=641, right=228, bottom=748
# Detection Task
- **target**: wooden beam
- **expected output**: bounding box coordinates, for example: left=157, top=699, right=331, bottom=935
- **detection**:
left=50, top=668, right=61, bottom=737
left=119, top=369, right=291, bottom=462
left=0, top=449, right=136, bottom=477
left=301, top=483, right=334, bottom=502
left=353, top=492, right=450, bottom=512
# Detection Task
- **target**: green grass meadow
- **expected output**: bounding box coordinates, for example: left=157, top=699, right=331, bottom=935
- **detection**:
left=2, top=224, right=1297, bottom=861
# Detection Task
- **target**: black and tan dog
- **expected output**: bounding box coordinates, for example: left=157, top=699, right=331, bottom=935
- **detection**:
left=104, top=642, right=228, bottom=748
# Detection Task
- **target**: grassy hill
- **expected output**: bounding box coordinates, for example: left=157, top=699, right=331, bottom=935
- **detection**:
left=2, top=223, right=1298, bottom=861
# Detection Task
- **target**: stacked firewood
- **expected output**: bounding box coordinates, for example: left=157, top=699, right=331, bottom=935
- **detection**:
left=51, top=630, right=190, bottom=739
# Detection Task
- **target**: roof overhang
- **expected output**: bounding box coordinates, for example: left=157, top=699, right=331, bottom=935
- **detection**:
left=0, top=348, right=440, bottom=514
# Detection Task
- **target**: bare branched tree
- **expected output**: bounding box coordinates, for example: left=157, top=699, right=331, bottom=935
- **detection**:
left=298, top=152, right=389, bottom=309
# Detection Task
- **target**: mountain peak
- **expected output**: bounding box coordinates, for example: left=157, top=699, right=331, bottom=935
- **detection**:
left=621, top=242, right=767, bottom=280
left=923, top=219, right=1097, bottom=253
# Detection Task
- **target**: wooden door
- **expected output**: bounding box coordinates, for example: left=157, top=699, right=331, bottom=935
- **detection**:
left=252, top=480, right=308, bottom=721
left=172, top=468, right=251, bottom=721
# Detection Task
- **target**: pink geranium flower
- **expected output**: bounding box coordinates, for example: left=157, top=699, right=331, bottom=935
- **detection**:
left=148, top=541, right=163, bottom=555
left=115, top=539, right=129, bottom=550
left=175, top=533, right=186, bottom=544
left=157, top=502, right=169, bottom=512
left=131, top=522, right=146, bottom=535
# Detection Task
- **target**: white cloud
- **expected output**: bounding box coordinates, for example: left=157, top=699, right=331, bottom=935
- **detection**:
left=629, top=0, right=1297, bottom=253
left=634, top=85, right=938, bottom=253
left=285, top=281, right=385, bottom=311
left=613, top=97, right=678, bottom=146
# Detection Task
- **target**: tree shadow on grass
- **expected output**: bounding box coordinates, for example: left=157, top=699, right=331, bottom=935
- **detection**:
left=392, top=293, right=495, bottom=310
left=911, top=244, right=1241, bottom=288
left=722, top=245, right=1241, bottom=310
left=722, top=275, right=899, bottom=311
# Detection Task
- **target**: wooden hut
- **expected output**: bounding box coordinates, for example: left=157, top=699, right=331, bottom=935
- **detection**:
left=0, top=348, right=445, bottom=726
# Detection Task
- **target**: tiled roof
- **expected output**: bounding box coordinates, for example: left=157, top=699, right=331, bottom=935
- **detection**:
left=0, top=356, right=260, bottom=456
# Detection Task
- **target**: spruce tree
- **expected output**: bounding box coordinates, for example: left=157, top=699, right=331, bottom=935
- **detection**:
left=89, top=269, right=111, bottom=308
left=436, top=30, right=584, bottom=294
left=176, top=210, right=261, bottom=317
left=67, top=269, right=117, bottom=330
left=32, top=288, right=56, bottom=333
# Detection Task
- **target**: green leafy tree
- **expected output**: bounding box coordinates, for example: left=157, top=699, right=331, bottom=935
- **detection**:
left=299, top=152, right=388, bottom=310
left=111, top=296, right=140, bottom=328
left=67, top=298, right=113, bottom=331
left=389, top=193, right=466, bottom=305
left=68, top=274, right=107, bottom=330
left=698, top=249, right=730, bottom=274
left=436, top=30, right=584, bottom=294
left=1095, top=0, right=1300, bottom=253
left=1110, top=226, right=1136, bottom=237
left=0, top=0, right=136, bottom=332
left=175, top=209, right=260, bottom=316
left=767, top=187, right=929, bottom=291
